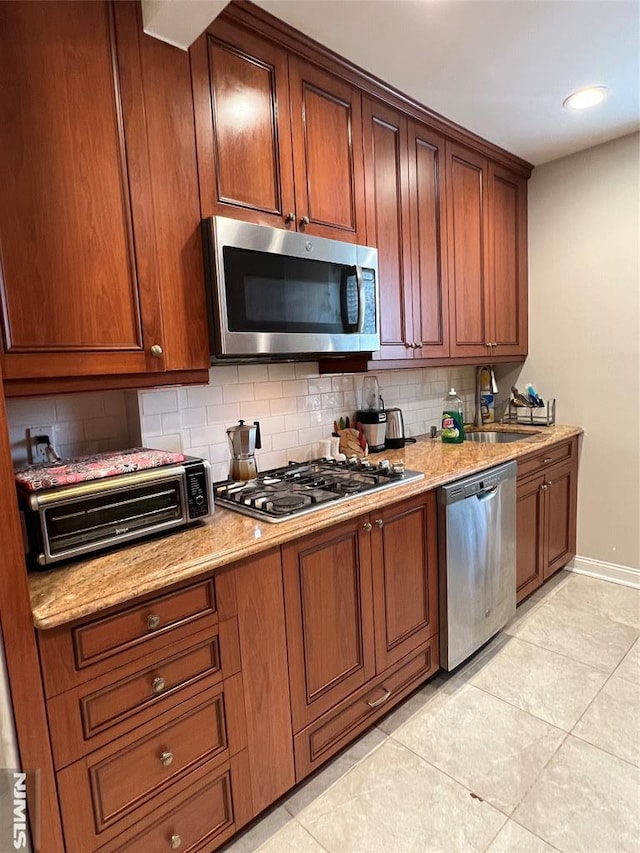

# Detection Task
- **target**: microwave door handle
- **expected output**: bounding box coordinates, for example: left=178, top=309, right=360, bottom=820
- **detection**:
left=355, top=265, right=365, bottom=332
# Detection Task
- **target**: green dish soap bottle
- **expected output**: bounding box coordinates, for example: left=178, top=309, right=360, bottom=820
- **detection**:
left=441, top=388, right=465, bottom=444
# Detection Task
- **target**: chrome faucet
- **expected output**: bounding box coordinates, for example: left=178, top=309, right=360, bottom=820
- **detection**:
left=474, top=366, right=499, bottom=427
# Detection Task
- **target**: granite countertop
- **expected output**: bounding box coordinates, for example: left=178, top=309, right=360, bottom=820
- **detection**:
left=29, top=423, right=583, bottom=630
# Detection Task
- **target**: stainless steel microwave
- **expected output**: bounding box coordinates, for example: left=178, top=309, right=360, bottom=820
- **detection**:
left=18, top=458, right=212, bottom=568
left=202, top=216, right=380, bottom=358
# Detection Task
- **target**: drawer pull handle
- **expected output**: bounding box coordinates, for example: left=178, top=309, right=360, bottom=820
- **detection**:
left=543, top=457, right=552, bottom=464
left=170, top=835, right=182, bottom=850
left=160, top=751, right=174, bottom=768
left=367, top=687, right=391, bottom=708
left=152, top=676, right=166, bottom=694
left=147, top=614, right=161, bottom=631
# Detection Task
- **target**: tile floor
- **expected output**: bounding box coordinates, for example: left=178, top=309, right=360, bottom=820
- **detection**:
left=225, top=570, right=640, bottom=853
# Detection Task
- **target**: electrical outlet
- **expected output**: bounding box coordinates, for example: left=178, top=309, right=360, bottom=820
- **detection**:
left=26, top=425, right=55, bottom=464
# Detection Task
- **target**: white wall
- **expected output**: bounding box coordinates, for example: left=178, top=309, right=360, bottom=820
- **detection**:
left=526, top=132, right=640, bottom=570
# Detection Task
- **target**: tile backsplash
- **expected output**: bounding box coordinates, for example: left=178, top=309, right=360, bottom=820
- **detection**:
left=138, top=363, right=476, bottom=482
left=4, top=364, right=477, bottom=478
left=6, top=391, right=140, bottom=468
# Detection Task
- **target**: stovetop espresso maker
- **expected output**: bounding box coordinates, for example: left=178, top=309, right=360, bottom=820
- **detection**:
left=226, top=419, right=261, bottom=481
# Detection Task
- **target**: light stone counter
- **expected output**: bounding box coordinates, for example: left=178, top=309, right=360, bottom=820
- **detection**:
left=29, top=424, right=582, bottom=629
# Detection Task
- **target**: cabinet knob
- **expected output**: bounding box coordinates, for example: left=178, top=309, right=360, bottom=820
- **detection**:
left=416, top=341, right=423, bottom=348
left=540, top=483, right=548, bottom=491
left=152, top=676, right=166, bottom=694
left=160, top=751, right=174, bottom=768
left=362, top=521, right=372, bottom=533
left=375, top=518, right=384, bottom=528
left=146, top=613, right=161, bottom=631
left=150, top=344, right=163, bottom=358
left=284, top=212, right=295, bottom=223
left=300, top=215, right=310, bottom=226
left=404, top=342, right=413, bottom=349
left=170, top=835, right=182, bottom=850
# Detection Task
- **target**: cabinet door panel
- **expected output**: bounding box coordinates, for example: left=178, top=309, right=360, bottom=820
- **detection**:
left=282, top=518, right=375, bottom=732
left=290, top=58, right=365, bottom=242
left=409, top=122, right=449, bottom=357
left=516, top=474, right=545, bottom=602
left=489, top=164, right=527, bottom=356
left=371, top=493, right=439, bottom=670
left=363, top=99, right=413, bottom=359
left=192, top=21, right=295, bottom=226
left=545, top=461, right=577, bottom=579
left=0, top=1, right=157, bottom=377
left=446, top=142, right=489, bottom=357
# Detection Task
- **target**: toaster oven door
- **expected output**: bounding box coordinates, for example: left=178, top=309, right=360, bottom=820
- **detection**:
left=41, top=477, right=187, bottom=563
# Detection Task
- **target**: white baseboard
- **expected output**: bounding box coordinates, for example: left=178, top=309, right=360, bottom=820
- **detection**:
left=567, top=556, right=640, bottom=589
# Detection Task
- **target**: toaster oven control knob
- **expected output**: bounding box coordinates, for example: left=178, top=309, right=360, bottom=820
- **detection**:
left=150, top=344, right=163, bottom=358
left=146, top=614, right=161, bottom=631
left=152, top=676, right=166, bottom=694
left=170, top=836, right=182, bottom=850
left=160, top=751, right=174, bottom=768
left=195, top=494, right=204, bottom=505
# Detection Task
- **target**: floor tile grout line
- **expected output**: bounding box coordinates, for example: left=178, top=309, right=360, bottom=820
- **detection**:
left=386, top=728, right=516, bottom=818
left=506, top=815, right=566, bottom=853
left=569, top=729, right=640, bottom=771
left=504, top=620, right=639, bottom=675
left=282, top=734, right=390, bottom=820
left=293, top=817, right=331, bottom=852
left=504, top=632, right=632, bottom=674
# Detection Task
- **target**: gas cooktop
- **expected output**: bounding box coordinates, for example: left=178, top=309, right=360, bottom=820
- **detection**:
left=213, top=458, right=424, bottom=523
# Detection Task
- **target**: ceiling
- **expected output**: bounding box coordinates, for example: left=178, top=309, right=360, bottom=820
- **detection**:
left=251, top=0, right=640, bottom=166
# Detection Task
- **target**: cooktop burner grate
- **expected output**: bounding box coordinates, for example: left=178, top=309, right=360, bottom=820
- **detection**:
left=214, top=458, right=424, bottom=523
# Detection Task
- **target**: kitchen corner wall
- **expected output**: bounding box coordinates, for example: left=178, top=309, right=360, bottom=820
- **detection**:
left=525, top=131, right=640, bottom=571
left=138, top=364, right=477, bottom=483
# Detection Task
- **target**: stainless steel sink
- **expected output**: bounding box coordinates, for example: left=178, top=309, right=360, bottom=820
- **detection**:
left=465, top=430, right=534, bottom=444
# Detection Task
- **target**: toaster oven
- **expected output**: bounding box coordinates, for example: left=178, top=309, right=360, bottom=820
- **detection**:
left=18, top=456, right=212, bottom=569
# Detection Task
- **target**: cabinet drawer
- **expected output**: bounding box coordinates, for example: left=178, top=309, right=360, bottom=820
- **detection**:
left=73, top=579, right=217, bottom=668
left=98, top=752, right=252, bottom=853
left=57, top=684, right=233, bottom=849
left=39, top=578, right=219, bottom=696
left=518, top=438, right=575, bottom=480
left=294, top=635, right=438, bottom=780
left=47, top=622, right=242, bottom=769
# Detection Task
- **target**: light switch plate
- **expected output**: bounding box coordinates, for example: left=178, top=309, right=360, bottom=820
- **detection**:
left=26, top=425, right=55, bottom=464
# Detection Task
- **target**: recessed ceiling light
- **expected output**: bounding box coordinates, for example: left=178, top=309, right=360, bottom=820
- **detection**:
left=563, top=86, right=609, bottom=110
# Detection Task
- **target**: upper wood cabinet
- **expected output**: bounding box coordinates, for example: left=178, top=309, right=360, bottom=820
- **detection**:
left=0, top=1, right=209, bottom=393
left=446, top=141, right=527, bottom=360
left=191, top=19, right=296, bottom=229
left=363, top=98, right=448, bottom=361
left=487, top=162, right=528, bottom=357
left=192, top=22, right=366, bottom=243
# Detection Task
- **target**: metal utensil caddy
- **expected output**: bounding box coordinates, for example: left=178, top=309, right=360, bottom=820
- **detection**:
left=504, top=398, right=556, bottom=426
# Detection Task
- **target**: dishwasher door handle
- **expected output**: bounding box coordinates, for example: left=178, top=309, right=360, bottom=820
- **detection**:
left=476, top=487, right=498, bottom=501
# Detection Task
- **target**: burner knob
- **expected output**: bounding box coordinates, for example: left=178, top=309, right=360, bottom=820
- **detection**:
left=362, top=521, right=372, bottom=533
left=379, top=459, right=390, bottom=470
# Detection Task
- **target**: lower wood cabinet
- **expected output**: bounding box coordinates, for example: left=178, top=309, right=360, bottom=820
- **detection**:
left=282, top=491, right=440, bottom=778
left=516, top=438, right=579, bottom=602
left=38, top=548, right=294, bottom=852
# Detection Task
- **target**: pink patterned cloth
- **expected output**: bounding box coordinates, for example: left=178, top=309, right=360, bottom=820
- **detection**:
left=15, top=448, right=186, bottom=492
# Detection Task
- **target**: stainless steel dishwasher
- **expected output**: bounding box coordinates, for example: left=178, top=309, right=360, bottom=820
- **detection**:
left=437, top=460, right=517, bottom=670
